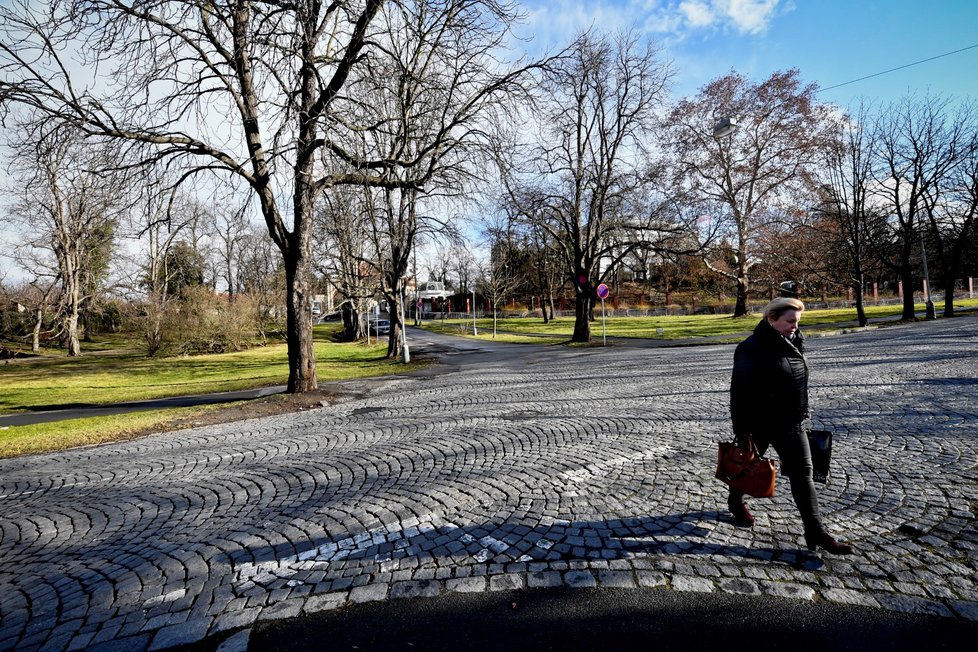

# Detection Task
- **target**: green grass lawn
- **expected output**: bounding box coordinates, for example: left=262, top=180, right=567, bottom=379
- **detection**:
left=4, top=301, right=975, bottom=458
left=0, top=404, right=246, bottom=459
left=0, top=324, right=416, bottom=458
left=420, top=298, right=978, bottom=342
left=0, top=325, right=405, bottom=414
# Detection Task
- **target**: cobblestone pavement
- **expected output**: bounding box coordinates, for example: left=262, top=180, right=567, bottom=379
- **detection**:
left=2, top=317, right=977, bottom=651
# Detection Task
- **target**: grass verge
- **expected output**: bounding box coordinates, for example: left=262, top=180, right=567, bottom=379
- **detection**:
left=0, top=324, right=425, bottom=458
left=0, top=404, right=237, bottom=458
left=4, top=302, right=975, bottom=458
left=0, top=325, right=404, bottom=414
left=419, top=299, right=978, bottom=341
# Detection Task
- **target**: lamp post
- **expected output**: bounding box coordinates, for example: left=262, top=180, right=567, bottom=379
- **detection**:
left=918, top=215, right=936, bottom=320
left=713, top=116, right=737, bottom=138
left=413, top=246, right=421, bottom=327
left=471, top=288, right=478, bottom=336
left=712, top=116, right=746, bottom=314
left=400, top=281, right=410, bottom=363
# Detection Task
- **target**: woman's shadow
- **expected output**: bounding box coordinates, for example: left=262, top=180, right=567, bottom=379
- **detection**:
left=607, top=510, right=825, bottom=570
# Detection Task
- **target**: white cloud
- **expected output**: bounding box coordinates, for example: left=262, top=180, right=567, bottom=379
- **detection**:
left=672, top=0, right=783, bottom=36
left=515, top=1, right=633, bottom=52
left=679, top=1, right=717, bottom=28
left=513, top=1, right=786, bottom=55
left=719, top=0, right=781, bottom=34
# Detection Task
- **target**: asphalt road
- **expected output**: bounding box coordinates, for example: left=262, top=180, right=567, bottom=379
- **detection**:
left=0, top=386, right=288, bottom=427
left=248, top=586, right=975, bottom=652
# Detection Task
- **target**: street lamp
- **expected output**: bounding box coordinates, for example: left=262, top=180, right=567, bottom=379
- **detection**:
left=711, top=115, right=745, bottom=314
left=471, top=287, right=478, bottom=336
left=400, top=280, right=411, bottom=363
left=413, top=246, right=421, bottom=327
left=917, top=215, right=936, bottom=320
left=713, top=116, right=738, bottom=138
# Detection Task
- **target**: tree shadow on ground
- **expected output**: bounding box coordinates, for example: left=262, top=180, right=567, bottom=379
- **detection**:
left=225, top=507, right=824, bottom=600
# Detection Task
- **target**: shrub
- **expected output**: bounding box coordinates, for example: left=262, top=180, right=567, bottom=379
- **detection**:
left=139, top=287, right=259, bottom=356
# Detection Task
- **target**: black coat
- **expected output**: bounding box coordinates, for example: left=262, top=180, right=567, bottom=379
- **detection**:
left=730, top=319, right=809, bottom=439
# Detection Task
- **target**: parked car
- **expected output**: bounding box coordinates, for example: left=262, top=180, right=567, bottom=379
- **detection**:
left=370, top=319, right=390, bottom=335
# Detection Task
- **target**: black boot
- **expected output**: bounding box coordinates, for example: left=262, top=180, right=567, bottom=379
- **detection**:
left=804, top=530, right=854, bottom=555
left=728, top=497, right=755, bottom=527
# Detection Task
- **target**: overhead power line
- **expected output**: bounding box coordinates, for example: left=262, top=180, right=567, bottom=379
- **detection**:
left=820, top=43, right=978, bottom=92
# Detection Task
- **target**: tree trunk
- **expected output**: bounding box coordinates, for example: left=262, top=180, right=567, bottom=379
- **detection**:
left=145, top=291, right=166, bottom=356
left=284, top=253, right=317, bottom=393
left=572, top=288, right=592, bottom=342
left=386, top=291, right=404, bottom=360
left=733, top=275, right=750, bottom=318
left=943, top=285, right=955, bottom=318
left=81, top=308, right=93, bottom=342
left=492, top=300, right=497, bottom=338
left=226, top=258, right=235, bottom=304
left=62, top=274, right=82, bottom=356
left=899, top=264, right=916, bottom=320
left=63, top=311, right=80, bottom=356
left=940, top=257, right=960, bottom=318
left=32, top=307, right=43, bottom=353
left=341, top=302, right=360, bottom=341
left=853, top=273, right=868, bottom=327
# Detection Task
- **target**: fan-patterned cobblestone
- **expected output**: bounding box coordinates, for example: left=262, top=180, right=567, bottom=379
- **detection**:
left=2, top=318, right=977, bottom=650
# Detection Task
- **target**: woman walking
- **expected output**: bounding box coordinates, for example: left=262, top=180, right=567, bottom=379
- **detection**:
left=728, top=297, right=853, bottom=554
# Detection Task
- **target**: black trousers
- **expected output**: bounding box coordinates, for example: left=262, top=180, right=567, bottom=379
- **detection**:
left=729, top=424, right=824, bottom=534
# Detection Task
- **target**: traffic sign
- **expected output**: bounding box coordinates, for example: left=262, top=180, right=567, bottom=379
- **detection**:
left=596, top=283, right=610, bottom=299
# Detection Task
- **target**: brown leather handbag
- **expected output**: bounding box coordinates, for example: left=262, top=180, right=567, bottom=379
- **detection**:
left=716, top=435, right=777, bottom=498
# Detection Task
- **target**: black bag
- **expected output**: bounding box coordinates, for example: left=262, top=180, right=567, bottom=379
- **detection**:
left=807, top=429, right=832, bottom=484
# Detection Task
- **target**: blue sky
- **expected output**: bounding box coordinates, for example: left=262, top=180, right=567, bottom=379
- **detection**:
left=3, top=1, right=976, bottom=284
left=515, top=0, right=978, bottom=110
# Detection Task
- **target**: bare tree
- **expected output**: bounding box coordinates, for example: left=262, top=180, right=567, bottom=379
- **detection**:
left=449, top=241, right=478, bottom=297
left=499, top=31, right=676, bottom=342
left=2, top=245, right=58, bottom=353
left=1, top=0, right=389, bottom=388
left=133, top=182, right=210, bottom=355
left=496, top=190, right=561, bottom=321
left=336, top=0, right=540, bottom=360
left=920, top=103, right=978, bottom=317
left=237, top=226, right=285, bottom=346
left=477, top=237, right=520, bottom=338
left=314, top=186, right=377, bottom=341
left=664, top=69, right=835, bottom=317
left=363, top=186, right=411, bottom=358
left=530, top=223, right=562, bottom=322
left=424, top=244, right=456, bottom=289
left=16, top=280, right=57, bottom=353
left=7, top=124, right=124, bottom=355
left=818, top=103, right=884, bottom=326
left=210, top=196, right=252, bottom=302
left=870, top=95, right=966, bottom=320
left=2, top=1, right=533, bottom=388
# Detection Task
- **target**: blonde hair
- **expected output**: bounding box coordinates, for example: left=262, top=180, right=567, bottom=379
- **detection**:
left=763, top=297, right=805, bottom=321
